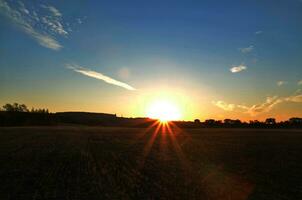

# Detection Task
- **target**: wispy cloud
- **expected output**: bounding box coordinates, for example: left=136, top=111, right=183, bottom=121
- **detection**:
left=239, top=45, right=254, bottom=53
left=247, top=94, right=302, bottom=115
left=0, top=0, right=69, bottom=50
left=18, top=1, right=29, bottom=14
left=77, top=18, right=82, bottom=24
left=285, top=94, right=302, bottom=103
left=230, top=65, right=247, bottom=73
left=213, top=93, right=302, bottom=116
left=246, top=96, right=283, bottom=116
left=277, top=81, right=287, bottom=86
left=40, top=4, right=68, bottom=36
left=298, top=80, right=302, bottom=85
left=41, top=16, right=68, bottom=36
left=255, top=30, right=263, bottom=35
left=41, top=5, right=62, bottom=17
left=66, top=64, right=136, bottom=91
left=212, top=101, right=235, bottom=111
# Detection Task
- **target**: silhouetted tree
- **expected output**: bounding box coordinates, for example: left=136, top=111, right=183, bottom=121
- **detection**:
left=289, top=118, right=302, bottom=125
left=2, top=103, right=29, bottom=112
left=265, top=118, right=276, bottom=125
left=204, top=119, right=215, bottom=125
left=204, top=119, right=223, bottom=127
left=31, top=108, right=49, bottom=113
left=224, top=119, right=232, bottom=124
left=249, top=120, right=260, bottom=124
left=223, top=119, right=242, bottom=127
left=234, top=119, right=241, bottom=125
left=0, top=102, right=301, bottom=128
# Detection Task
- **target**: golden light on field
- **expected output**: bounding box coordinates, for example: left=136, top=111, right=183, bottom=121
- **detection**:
left=146, top=100, right=182, bottom=122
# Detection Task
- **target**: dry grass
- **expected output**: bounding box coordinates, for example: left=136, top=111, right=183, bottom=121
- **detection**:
left=0, top=126, right=302, bottom=199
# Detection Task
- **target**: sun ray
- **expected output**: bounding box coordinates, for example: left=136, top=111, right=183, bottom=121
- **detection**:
left=132, top=120, right=160, bottom=142
left=166, top=122, right=191, bottom=171
left=138, top=122, right=162, bottom=169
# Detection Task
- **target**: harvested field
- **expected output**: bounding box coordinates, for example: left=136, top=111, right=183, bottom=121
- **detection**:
left=0, top=126, right=302, bottom=199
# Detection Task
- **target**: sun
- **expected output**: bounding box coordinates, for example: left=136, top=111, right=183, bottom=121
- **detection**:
left=146, top=100, right=182, bottom=122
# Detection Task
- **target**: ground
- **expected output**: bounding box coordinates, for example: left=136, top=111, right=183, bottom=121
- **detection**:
left=0, top=126, right=302, bottom=199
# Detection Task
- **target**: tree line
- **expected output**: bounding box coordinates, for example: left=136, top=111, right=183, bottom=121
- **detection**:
left=0, top=103, right=52, bottom=126
left=0, top=103, right=301, bottom=128
left=1, top=103, right=49, bottom=113
left=188, top=117, right=302, bottom=128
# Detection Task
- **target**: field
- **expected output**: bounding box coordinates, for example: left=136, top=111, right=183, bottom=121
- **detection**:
left=0, top=126, right=302, bottom=200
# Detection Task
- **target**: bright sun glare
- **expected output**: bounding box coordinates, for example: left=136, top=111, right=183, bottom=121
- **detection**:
left=146, top=100, right=182, bottom=122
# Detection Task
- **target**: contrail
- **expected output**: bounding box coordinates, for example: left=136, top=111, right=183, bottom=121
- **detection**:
left=66, top=64, right=136, bottom=91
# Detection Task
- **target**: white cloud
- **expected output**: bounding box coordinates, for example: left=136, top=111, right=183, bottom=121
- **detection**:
left=246, top=96, right=283, bottom=116
left=41, top=5, right=62, bottom=17
left=298, top=80, right=302, bottom=85
left=18, top=1, right=29, bottom=15
left=255, top=31, right=263, bottom=35
left=230, top=65, right=247, bottom=73
left=0, top=0, right=63, bottom=50
left=213, top=93, right=302, bottom=116
left=239, top=45, right=254, bottom=53
left=212, top=101, right=235, bottom=111
left=40, top=4, right=68, bottom=36
left=32, top=11, right=39, bottom=21
left=285, top=94, right=302, bottom=103
left=66, top=64, right=136, bottom=91
left=41, top=16, right=68, bottom=36
left=277, top=81, right=287, bottom=86
left=31, top=31, right=62, bottom=50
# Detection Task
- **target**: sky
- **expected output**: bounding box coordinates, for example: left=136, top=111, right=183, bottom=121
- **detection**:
left=0, top=0, right=302, bottom=121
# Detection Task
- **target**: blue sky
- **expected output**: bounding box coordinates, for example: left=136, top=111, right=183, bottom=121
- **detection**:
left=0, top=0, right=302, bottom=121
